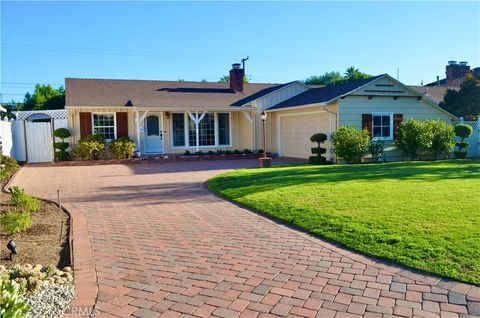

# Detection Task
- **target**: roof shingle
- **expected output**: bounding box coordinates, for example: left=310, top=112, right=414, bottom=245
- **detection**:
left=65, top=78, right=285, bottom=109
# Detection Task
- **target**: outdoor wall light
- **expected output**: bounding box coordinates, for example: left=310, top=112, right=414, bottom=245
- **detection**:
left=7, top=240, right=17, bottom=261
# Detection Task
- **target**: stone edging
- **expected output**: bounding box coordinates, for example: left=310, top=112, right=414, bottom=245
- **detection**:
left=6, top=168, right=99, bottom=317
left=204, top=182, right=480, bottom=301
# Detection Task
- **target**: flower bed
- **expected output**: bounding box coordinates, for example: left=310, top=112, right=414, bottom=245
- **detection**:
left=0, top=264, right=74, bottom=318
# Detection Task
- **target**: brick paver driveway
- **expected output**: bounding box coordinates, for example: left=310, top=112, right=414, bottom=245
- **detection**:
left=12, top=160, right=480, bottom=318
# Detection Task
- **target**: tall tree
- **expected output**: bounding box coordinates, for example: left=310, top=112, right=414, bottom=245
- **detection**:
left=440, top=73, right=480, bottom=120
left=23, top=84, right=65, bottom=110
left=344, top=66, right=371, bottom=82
left=303, top=67, right=372, bottom=86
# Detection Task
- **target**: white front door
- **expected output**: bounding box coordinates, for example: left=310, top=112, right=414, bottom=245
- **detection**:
left=144, top=113, right=164, bottom=153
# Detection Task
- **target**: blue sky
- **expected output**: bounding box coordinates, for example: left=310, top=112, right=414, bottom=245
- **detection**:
left=1, top=1, right=479, bottom=102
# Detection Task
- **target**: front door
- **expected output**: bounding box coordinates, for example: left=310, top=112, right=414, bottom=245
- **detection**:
left=144, top=113, right=164, bottom=153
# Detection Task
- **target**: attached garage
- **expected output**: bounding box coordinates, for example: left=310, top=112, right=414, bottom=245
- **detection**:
left=278, top=110, right=333, bottom=159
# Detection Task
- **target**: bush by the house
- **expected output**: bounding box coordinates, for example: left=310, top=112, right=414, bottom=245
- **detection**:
left=108, top=137, right=136, bottom=159
left=0, top=155, right=20, bottom=184
left=233, top=149, right=241, bottom=154
left=72, top=134, right=105, bottom=160
left=10, top=186, right=40, bottom=213
left=53, top=128, right=71, bottom=161
left=243, top=149, right=253, bottom=154
left=427, top=120, right=456, bottom=159
left=395, top=119, right=433, bottom=160
left=309, top=133, right=328, bottom=165
left=332, top=127, right=370, bottom=163
left=453, top=124, right=473, bottom=159
left=0, top=273, right=30, bottom=318
left=369, top=140, right=385, bottom=162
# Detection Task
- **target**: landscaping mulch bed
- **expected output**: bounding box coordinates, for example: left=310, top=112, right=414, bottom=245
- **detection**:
left=0, top=192, right=70, bottom=269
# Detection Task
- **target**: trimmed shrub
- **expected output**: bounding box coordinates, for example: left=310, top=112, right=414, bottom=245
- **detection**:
left=243, top=149, right=253, bottom=154
left=0, top=211, right=32, bottom=234
left=454, top=124, right=473, bottom=159
left=233, top=149, right=241, bottom=154
left=72, top=134, right=105, bottom=160
left=369, top=140, right=385, bottom=162
left=332, top=127, right=370, bottom=163
left=395, top=119, right=433, bottom=160
left=0, top=274, right=30, bottom=318
left=216, top=149, right=225, bottom=155
left=427, top=120, right=455, bottom=159
left=108, top=137, right=136, bottom=159
left=53, top=128, right=71, bottom=161
left=184, top=150, right=191, bottom=156
left=207, top=150, right=215, bottom=155
left=10, top=186, right=40, bottom=213
left=309, top=133, right=328, bottom=165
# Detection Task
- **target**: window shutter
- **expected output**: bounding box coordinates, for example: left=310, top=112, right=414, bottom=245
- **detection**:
left=362, top=114, right=373, bottom=136
left=116, top=112, right=128, bottom=138
left=79, top=112, right=92, bottom=139
left=393, top=114, right=403, bottom=139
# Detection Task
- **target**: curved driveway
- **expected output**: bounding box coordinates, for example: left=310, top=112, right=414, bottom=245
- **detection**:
left=12, top=160, right=479, bottom=318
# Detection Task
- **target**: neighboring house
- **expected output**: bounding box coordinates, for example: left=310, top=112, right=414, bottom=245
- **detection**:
left=65, top=64, right=456, bottom=161
left=410, top=61, right=479, bottom=104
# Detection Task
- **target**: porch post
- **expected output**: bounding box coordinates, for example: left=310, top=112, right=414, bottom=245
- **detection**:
left=135, top=110, right=141, bottom=154
left=195, top=111, right=200, bottom=152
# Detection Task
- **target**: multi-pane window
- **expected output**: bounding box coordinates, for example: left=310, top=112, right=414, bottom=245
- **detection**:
left=93, top=113, right=115, bottom=140
left=174, top=112, right=230, bottom=147
left=218, top=113, right=230, bottom=146
left=172, top=113, right=185, bottom=146
left=198, top=113, right=215, bottom=146
left=372, top=114, right=392, bottom=139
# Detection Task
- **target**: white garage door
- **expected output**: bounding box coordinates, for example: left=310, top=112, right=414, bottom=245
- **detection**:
left=280, top=112, right=330, bottom=159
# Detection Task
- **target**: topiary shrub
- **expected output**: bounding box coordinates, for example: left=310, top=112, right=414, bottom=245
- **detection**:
left=427, top=120, right=456, bottom=159
left=207, top=150, right=215, bottom=155
left=453, top=124, right=473, bottom=159
left=72, top=134, right=105, bottom=160
left=53, top=128, right=71, bottom=161
left=184, top=150, right=191, bottom=156
left=395, top=119, right=433, bottom=160
left=369, top=140, right=385, bottom=162
left=332, top=127, right=370, bottom=163
left=309, top=133, right=327, bottom=165
left=108, top=137, right=136, bottom=159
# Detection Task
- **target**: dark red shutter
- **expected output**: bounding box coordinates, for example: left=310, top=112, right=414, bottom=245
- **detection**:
left=79, top=112, right=92, bottom=139
left=362, top=114, right=373, bottom=137
left=393, top=114, right=403, bottom=139
left=116, top=112, right=128, bottom=138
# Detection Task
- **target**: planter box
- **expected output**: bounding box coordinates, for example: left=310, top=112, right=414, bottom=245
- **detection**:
left=48, top=153, right=261, bottom=167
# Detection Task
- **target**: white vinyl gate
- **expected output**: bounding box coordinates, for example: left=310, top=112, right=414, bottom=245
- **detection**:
left=25, top=121, right=54, bottom=163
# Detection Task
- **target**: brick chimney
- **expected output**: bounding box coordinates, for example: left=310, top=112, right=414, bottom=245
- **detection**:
left=229, top=63, right=244, bottom=93
left=446, top=61, right=470, bottom=87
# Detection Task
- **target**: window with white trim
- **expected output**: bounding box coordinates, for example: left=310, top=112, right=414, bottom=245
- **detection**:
left=172, top=112, right=231, bottom=147
left=93, top=113, right=115, bottom=140
left=172, top=113, right=185, bottom=147
left=372, top=113, right=393, bottom=140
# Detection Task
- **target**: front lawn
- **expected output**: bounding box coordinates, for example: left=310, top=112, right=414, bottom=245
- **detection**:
left=208, top=160, right=480, bottom=284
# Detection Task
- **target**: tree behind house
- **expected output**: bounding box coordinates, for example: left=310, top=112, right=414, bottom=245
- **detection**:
left=439, top=73, right=480, bottom=120
left=23, top=84, right=65, bottom=110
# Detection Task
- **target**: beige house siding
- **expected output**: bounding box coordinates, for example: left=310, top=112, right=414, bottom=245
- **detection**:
left=67, top=107, right=254, bottom=154
left=338, top=96, right=455, bottom=160
left=268, top=103, right=338, bottom=159
left=250, top=82, right=309, bottom=150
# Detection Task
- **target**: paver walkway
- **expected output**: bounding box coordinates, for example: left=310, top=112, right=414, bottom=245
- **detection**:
left=11, top=160, right=480, bottom=318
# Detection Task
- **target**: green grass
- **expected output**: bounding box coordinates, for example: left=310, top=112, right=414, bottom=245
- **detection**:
left=208, top=160, right=480, bottom=284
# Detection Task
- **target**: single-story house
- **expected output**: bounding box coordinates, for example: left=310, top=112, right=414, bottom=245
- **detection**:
left=65, top=64, right=456, bottom=161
